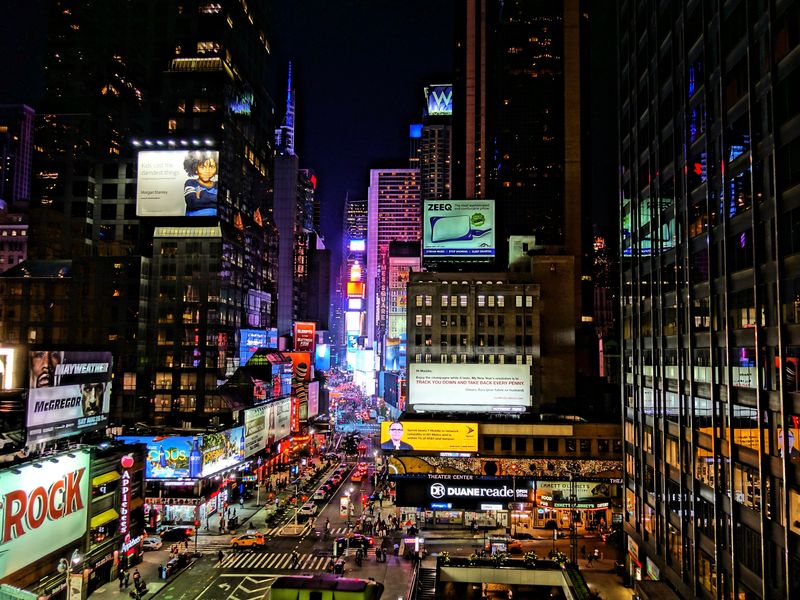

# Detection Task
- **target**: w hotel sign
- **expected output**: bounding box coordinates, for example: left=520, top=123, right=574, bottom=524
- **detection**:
left=425, top=84, right=452, bottom=116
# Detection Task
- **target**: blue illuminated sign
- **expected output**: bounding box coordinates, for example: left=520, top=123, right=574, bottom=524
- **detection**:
left=425, top=85, right=452, bottom=116
left=409, top=123, right=423, bottom=138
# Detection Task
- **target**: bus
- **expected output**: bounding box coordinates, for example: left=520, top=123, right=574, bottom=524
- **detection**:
left=267, top=574, right=384, bottom=600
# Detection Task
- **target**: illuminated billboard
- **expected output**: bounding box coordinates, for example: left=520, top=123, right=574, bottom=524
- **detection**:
left=293, top=322, right=317, bottom=353
left=349, top=239, right=366, bottom=252
left=308, top=381, right=320, bottom=418
left=345, top=311, right=362, bottom=333
left=346, top=282, right=365, bottom=298
left=409, top=363, right=530, bottom=413
left=26, top=350, right=113, bottom=443
left=117, top=435, right=200, bottom=479
left=380, top=420, right=477, bottom=453
left=347, top=298, right=363, bottom=311
left=425, top=84, right=453, bottom=116
left=315, top=344, right=331, bottom=372
left=243, top=406, right=268, bottom=457
left=239, top=328, right=278, bottom=364
left=136, top=150, right=219, bottom=217
left=395, top=474, right=529, bottom=510
left=423, top=199, right=495, bottom=259
left=201, top=427, right=245, bottom=477
left=0, top=449, right=91, bottom=580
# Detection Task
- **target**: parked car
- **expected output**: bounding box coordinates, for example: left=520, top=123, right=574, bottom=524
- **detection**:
left=334, top=534, right=375, bottom=553
left=298, top=502, right=317, bottom=517
left=156, top=526, right=195, bottom=542
left=142, top=535, right=163, bottom=551
left=231, top=532, right=265, bottom=548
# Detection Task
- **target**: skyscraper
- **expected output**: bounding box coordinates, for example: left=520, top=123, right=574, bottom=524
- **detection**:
left=0, top=104, right=34, bottom=209
left=366, top=168, right=420, bottom=355
left=454, top=0, right=584, bottom=259
left=620, top=1, right=800, bottom=598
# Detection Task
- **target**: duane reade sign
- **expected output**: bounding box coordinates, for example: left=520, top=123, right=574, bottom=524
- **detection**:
left=0, top=449, right=90, bottom=579
left=409, top=363, right=531, bottom=412
left=395, top=474, right=531, bottom=510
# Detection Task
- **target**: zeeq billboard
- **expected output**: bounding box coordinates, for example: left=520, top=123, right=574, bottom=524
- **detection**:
left=27, top=350, right=113, bottom=443
left=0, top=450, right=90, bottom=579
left=136, top=150, right=220, bottom=217
left=423, top=199, right=495, bottom=258
left=409, top=363, right=531, bottom=413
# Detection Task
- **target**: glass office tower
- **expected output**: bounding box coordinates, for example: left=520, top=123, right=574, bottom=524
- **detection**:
left=619, top=1, right=800, bottom=598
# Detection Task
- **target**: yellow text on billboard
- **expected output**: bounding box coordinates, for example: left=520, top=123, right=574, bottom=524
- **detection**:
left=380, top=421, right=477, bottom=453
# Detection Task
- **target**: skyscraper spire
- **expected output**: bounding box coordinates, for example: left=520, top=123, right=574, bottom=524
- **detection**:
left=275, top=61, right=296, bottom=155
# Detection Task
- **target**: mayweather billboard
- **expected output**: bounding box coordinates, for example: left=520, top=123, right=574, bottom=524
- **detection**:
left=26, top=350, right=113, bottom=443
left=136, top=150, right=220, bottom=217
left=379, top=420, right=478, bottom=453
left=409, top=363, right=530, bottom=413
left=0, top=449, right=90, bottom=579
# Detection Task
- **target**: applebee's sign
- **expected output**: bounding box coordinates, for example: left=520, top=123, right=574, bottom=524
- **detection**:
left=118, top=455, right=134, bottom=537
left=0, top=450, right=90, bottom=579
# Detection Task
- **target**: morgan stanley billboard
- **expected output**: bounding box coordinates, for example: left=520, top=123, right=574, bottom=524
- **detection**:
left=26, top=350, right=114, bottom=444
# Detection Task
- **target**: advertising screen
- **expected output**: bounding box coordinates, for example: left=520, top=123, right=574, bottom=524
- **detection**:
left=239, top=329, right=277, bottom=365
left=349, top=239, right=366, bottom=252
left=346, top=282, right=365, bottom=298
left=117, top=435, right=200, bottom=479
left=243, top=406, right=268, bottom=458
left=379, top=420, right=477, bottom=453
left=0, top=449, right=91, bottom=580
left=423, top=199, right=495, bottom=259
left=293, top=322, right=317, bottom=353
left=26, top=350, right=113, bottom=444
left=394, top=474, right=529, bottom=510
left=314, top=344, right=331, bottom=372
left=136, top=150, right=220, bottom=217
left=409, top=363, right=530, bottom=413
left=200, top=427, right=245, bottom=477
left=425, top=84, right=453, bottom=116
left=308, top=381, right=320, bottom=418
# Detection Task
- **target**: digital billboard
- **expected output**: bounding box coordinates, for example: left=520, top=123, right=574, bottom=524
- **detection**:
left=394, top=474, right=529, bottom=510
left=243, top=406, right=268, bottom=458
left=308, top=381, right=320, bottom=418
left=239, top=328, right=278, bottom=365
left=0, top=449, right=91, bottom=580
left=200, top=427, right=245, bottom=477
left=26, top=350, right=113, bottom=444
left=136, top=150, right=219, bottom=217
left=293, top=322, right=317, bottom=353
left=423, top=199, right=495, bottom=259
left=315, top=344, right=331, bottom=372
left=379, top=420, right=477, bottom=453
left=409, top=363, right=530, bottom=413
left=349, top=239, right=366, bottom=252
left=117, top=435, right=200, bottom=479
left=425, top=84, right=453, bottom=116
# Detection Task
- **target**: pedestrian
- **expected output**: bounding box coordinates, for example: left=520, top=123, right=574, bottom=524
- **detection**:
left=124, top=570, right=130, bottom=588
left=239, top=496, right=244, bottom=509
left=291, top=550, right=299, bottom=569
left=132, top=569, right=141, bottom=586
left=218, top=550, right=224, bottom=562
left=118, top=568, right=126, bottom=590
left=205, top=516, right=210, bottom=531
left=580, top=545, right=586, bottom=559
left=587, top=554, right=594, bottom=567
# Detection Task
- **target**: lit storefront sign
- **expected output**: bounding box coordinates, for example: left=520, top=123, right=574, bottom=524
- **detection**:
left=118, top=455, right=134, bottom=538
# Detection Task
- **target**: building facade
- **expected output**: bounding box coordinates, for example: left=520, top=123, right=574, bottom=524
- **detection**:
left=619, top=1, right=800, bottom=597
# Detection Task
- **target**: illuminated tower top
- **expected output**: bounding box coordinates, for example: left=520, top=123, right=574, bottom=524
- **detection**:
left=275, top=62, right=296, bottom=156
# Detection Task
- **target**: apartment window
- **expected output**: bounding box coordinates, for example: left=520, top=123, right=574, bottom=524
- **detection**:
left=460, top=315, right=467, bottom=327
left=566, top=439, right=576, bottom=453
left=450, top=295, right=457, bottom=306
left=459, top=295, right=467, bottom=307
left=497, top=295, right=505, bottom=307
left=478, top=295, right=486, bottom=307
left=483, top=437, right=495, bottom=452
left=547, top=438, right=559, bottom=452
left=579, top=439, right=591, bottom=453
left=440, top=315, right=448, bottom=327
left=424, top=354, right=431, bottom=363
left=598, top=439, right=609, bottom=454
left=526, top=295, right=533, bottom=307
left=516, top=295, right=523, bottom=307
left=440, top=335, right=447, bottom=347
left=501, top=437, right=512, bottom=451
left=424, top=295, right=432, bottom=307
left=478, top=315, right=486, bottom=327
left=424, top=314, right=432, bottom=326
left=415, top=295, right=423, bottom=307
left=532, top=438, right=544, bottom=452
left=488, top=296, right=495, bottom=307
left=441, top=296, right=448, bottom=307
left=515, top=437, right=526, bottom=452
left=461, top=354, right=467, bottom=363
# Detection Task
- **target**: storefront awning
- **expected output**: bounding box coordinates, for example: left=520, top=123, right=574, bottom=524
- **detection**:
left=92, top=471, right=121, bottom=487
left=90, top=508, right=120, bottom=529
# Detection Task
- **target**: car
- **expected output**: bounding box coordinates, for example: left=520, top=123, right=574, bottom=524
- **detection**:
left=312, top=489, right=328, bottom=501
left=298, top=502, right=317, bottom=516
left=485, top=535, right=523, bottom=554
left=142, top=535, right=163, bottom=551
left=356, top=462, right=368, bottom=472
left=334, top=534, right=375, bottom=553
left=350, top=471, right=364, bottom=483
left=330, top=474, right=343, bottom=485
left=156, top=526, right=195, bottom=542
left=231, top=532, right=265, bottom=548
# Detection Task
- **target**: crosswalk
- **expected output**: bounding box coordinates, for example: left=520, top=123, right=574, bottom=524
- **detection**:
left=218, top=551, right=333, bottom=571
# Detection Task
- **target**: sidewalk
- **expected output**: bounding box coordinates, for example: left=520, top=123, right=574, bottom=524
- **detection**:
left=87, top=461, right=329, bottom=600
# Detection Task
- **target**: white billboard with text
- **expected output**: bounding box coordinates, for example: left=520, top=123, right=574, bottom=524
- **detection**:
left=409, top=363, right=531, bottom=412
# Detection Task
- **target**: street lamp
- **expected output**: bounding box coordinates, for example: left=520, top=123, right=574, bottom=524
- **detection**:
left=58, top=549, right=82, bottom=600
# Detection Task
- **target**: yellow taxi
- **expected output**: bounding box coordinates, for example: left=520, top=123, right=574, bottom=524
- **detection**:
left=230, top=532, right=265, bottom=549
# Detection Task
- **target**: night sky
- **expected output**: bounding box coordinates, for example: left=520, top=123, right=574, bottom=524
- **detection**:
left=0, top=1, right=615, bottom=254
